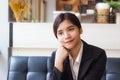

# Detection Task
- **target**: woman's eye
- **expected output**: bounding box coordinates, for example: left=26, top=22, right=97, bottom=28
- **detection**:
left=58, top=32, right=63, bottom=35
left=68, top=28, right=74, bottom=31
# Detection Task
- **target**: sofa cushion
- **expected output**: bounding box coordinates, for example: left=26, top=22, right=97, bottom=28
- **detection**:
left=8, top=56, right=50, bottom=80
left=106, top=58, right=120, bottom=80
left=8, top=57, right=120, bottom=80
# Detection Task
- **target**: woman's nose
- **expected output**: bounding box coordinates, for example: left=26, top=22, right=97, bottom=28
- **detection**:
left=64, top=32, right=70, bottom=39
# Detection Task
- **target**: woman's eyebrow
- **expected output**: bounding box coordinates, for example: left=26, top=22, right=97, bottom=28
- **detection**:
left=67, top=25, right=74, bottom=29
left=57, top=24, right=74, bottom=32
left=57, top=29, right=62, bottom=33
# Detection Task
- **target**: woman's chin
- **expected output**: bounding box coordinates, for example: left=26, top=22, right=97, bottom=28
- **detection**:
left=64, top=45, right=73, bottom=50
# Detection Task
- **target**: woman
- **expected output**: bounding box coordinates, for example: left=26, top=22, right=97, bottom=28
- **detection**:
left=49, top=13, right=107, bottom=80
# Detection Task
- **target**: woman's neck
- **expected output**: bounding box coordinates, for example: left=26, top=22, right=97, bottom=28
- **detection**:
left=70, top=40, right=82, bottom=61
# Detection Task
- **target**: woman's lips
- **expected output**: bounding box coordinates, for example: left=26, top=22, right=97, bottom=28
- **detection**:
left=65, top=40, right=73, bottom=44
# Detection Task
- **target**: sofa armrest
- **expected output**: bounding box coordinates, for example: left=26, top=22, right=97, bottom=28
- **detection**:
left=106, top=58, right=120, bottom=80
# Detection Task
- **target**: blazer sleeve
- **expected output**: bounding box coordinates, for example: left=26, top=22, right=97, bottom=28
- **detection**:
left=49, top=51, right=63, bottom=80
left=84, top=49, right=107, bottom=80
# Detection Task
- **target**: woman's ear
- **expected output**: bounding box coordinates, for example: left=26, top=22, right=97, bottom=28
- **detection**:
left=80, top=27, right=83, bottom=34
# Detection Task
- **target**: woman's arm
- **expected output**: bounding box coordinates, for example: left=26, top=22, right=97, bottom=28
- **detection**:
left=49, top=52, right=62, bottom=80
left=54, top=46, right=69, bottom=72
left=49, top=46, right=70, bottom=80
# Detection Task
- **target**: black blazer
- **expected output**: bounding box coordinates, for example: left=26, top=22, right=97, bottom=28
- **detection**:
left=49, top=40, right=107, bottom=80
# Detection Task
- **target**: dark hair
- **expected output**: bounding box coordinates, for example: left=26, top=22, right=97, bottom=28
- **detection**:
left=53, top=12, right=81, bottom=38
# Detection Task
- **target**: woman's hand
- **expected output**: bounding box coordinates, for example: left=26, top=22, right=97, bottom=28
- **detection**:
left=55, top=46, right=70, bottom=72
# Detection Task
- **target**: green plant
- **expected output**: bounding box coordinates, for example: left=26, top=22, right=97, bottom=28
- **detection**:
left=103, top=0, right=120, bottom=11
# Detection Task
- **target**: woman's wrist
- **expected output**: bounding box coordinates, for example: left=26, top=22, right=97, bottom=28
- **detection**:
left=55, top=59, right=64, bottom=72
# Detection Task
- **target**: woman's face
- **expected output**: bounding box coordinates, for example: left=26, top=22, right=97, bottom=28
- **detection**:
left=57, top=19, right=82, bottom=50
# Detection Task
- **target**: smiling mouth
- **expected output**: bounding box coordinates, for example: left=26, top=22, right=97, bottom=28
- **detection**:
left=65, top=40, right=73, bottom=44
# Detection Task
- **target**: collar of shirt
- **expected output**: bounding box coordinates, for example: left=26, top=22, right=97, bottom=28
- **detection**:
left=69, top=42, right=83, bottom=80
left=69, top=42, right=83, bottom=64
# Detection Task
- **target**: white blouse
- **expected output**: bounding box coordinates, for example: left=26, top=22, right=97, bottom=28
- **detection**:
left=69, top=42, right=83, bottom=80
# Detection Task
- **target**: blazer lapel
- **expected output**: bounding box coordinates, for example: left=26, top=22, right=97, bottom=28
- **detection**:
left=63, top=56, right=73, bottom=80
left=78, top=41, right=94, bottom=80
left=78, top=58, right=94, bottom=79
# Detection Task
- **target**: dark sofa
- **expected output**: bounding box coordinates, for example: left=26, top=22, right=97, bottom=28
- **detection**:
left=7, top=56, right=51, bottom=80
left=105, top=58, right=120, bottom=80
left=7, top=56, right=120, bottom=80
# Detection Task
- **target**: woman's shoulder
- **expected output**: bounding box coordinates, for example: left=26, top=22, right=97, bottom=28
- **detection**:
left=82, top=40, right=105, bottom=52
left=89, top=44, right=105, bottom=52
left=51, top=50, right=56, bottom=56
left=50, top=51, right=56, bottom=59
left=82, top=40, right=106, bottom=57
